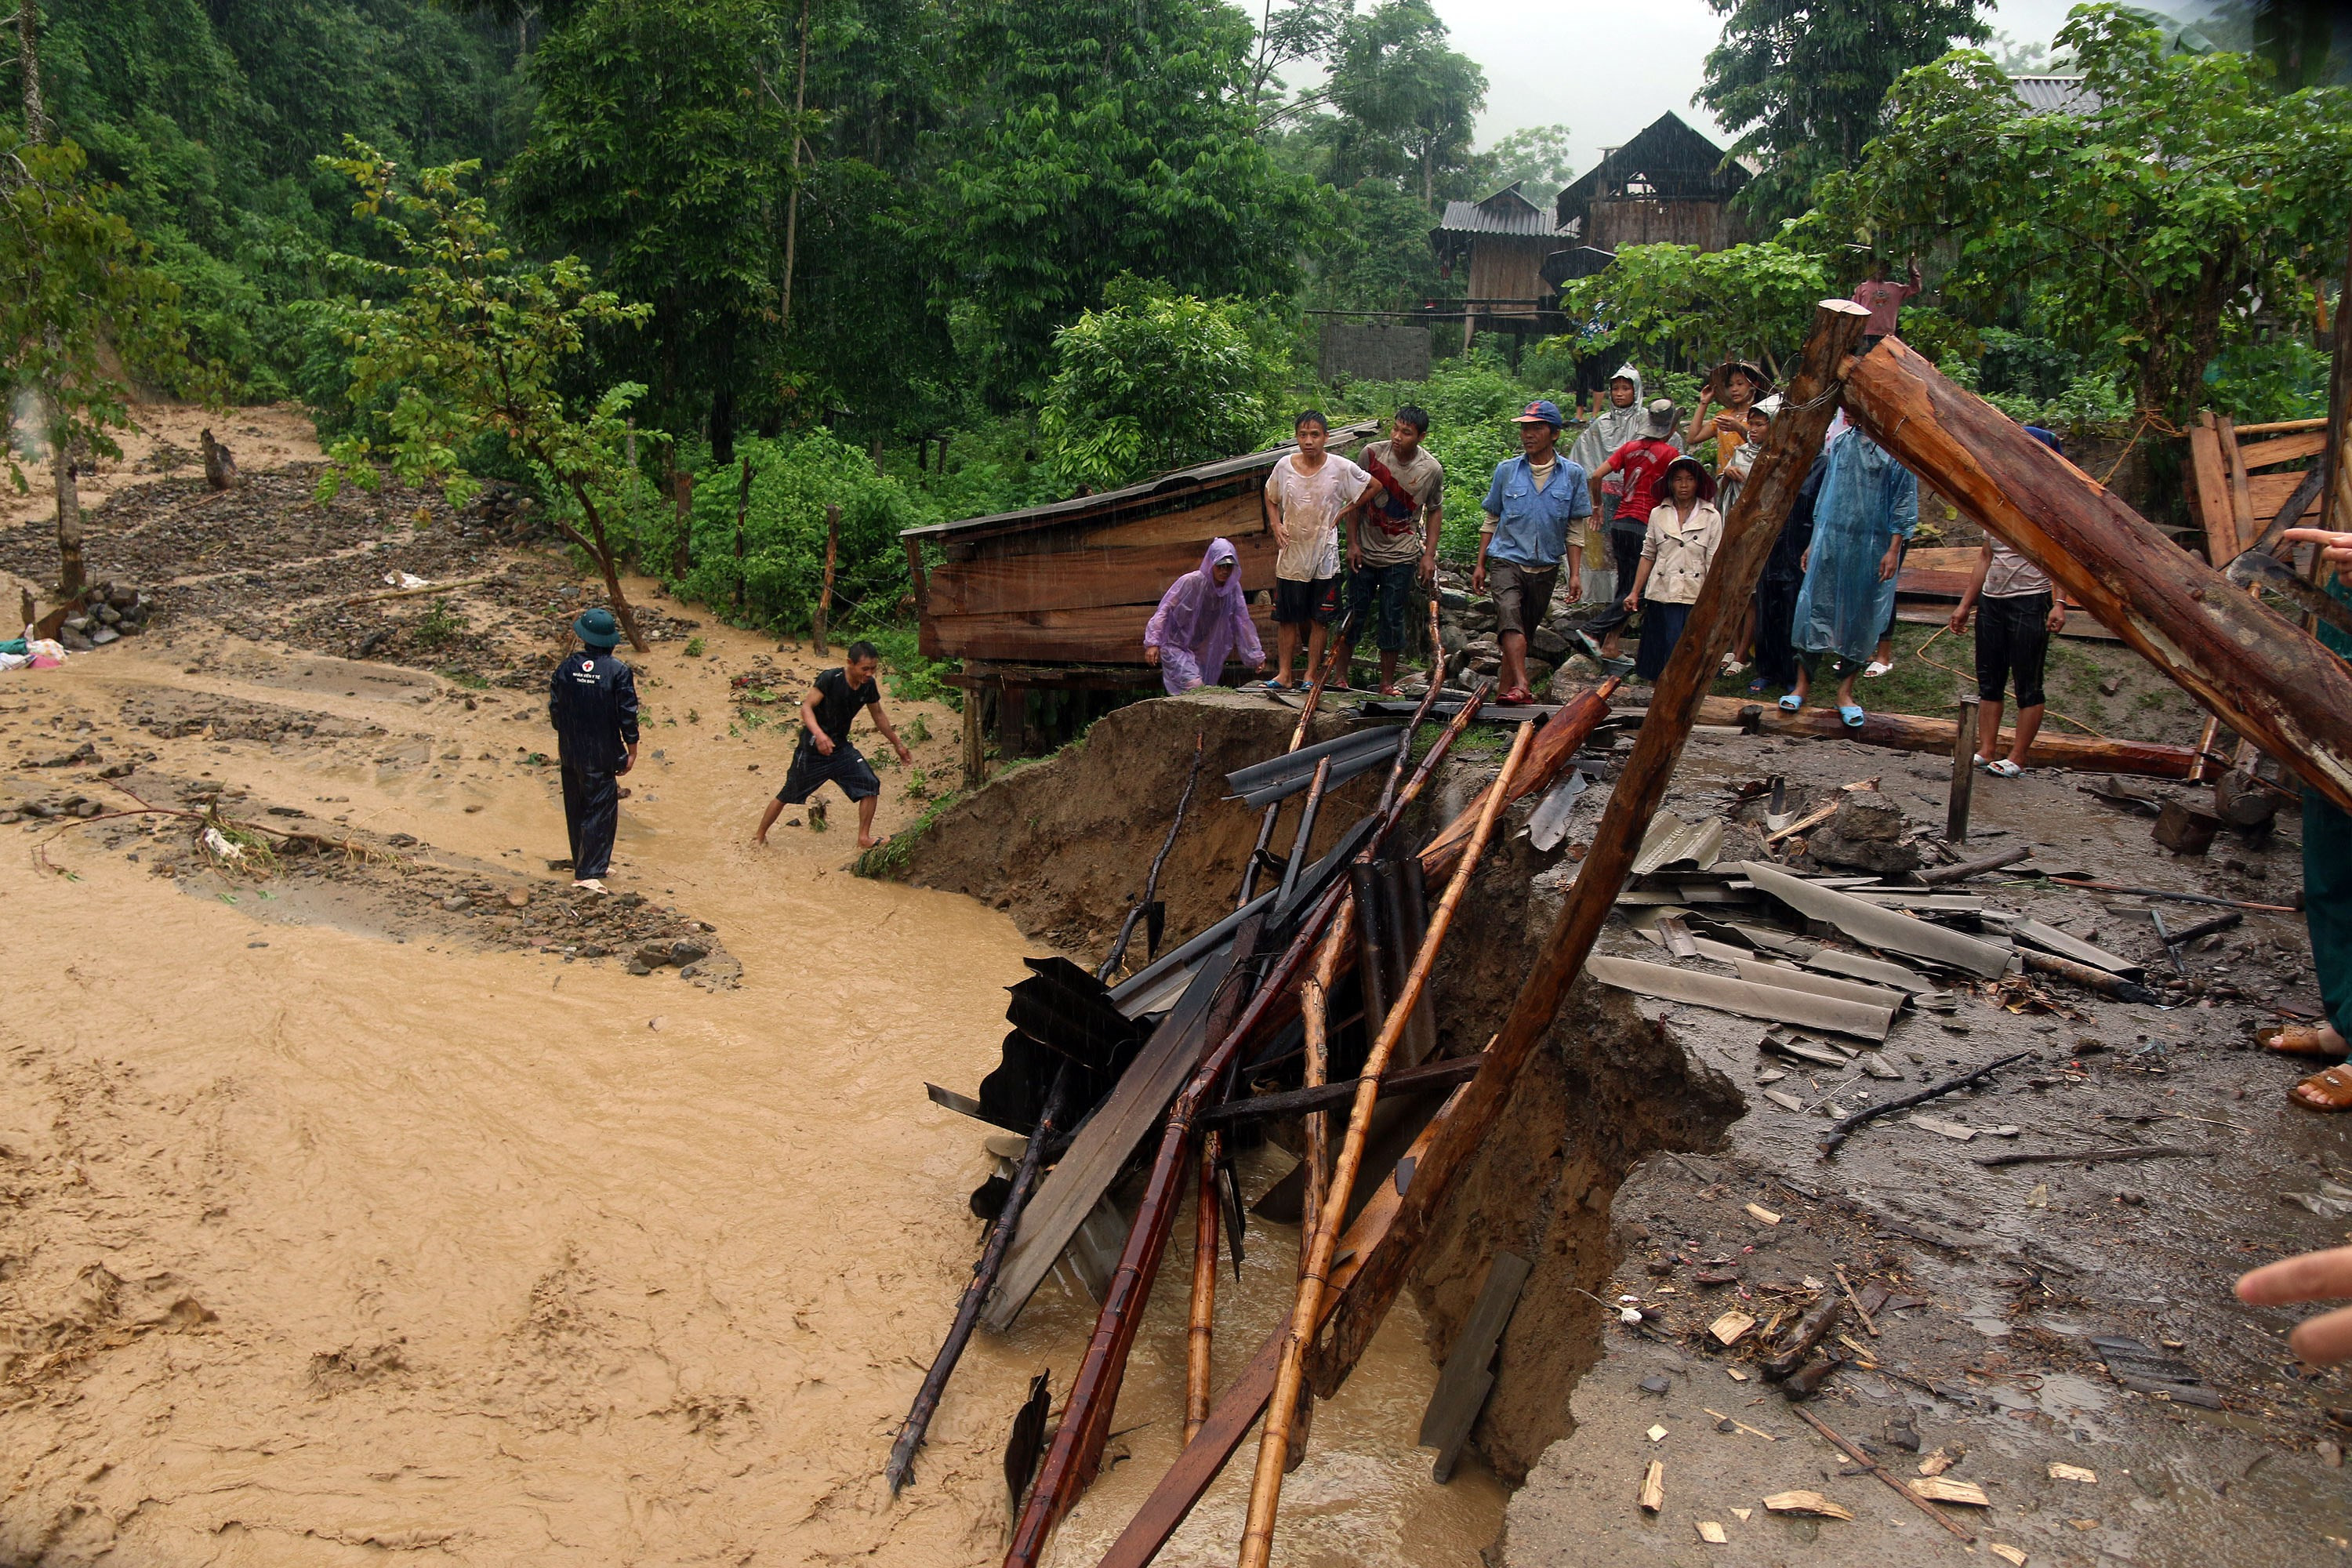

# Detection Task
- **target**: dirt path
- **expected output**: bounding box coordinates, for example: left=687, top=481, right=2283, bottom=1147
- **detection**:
left=0, top=454, right=1504, bottom=1564
left=2, top=401, right=320, bottom=535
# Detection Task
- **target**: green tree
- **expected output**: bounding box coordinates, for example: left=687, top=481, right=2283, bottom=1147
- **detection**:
left=1036, top=286, right=1292, bottom=492
left=1325, top=0, right=1486, bottom=205
left=1557, top=241, right=1831, bottom=383
left=937, top=0, right=1319, bottom=403
left=1479, top=122, right=1577, bottom=205
left=1812, top=4, right=2352, bottom=420
left=1697, top=0, right=1987, bottom=224
left=506, top=0, right=802, bottom=465
left=317, top=143, right=660, bottom=650
left=1, top=140, right=187, bottom=594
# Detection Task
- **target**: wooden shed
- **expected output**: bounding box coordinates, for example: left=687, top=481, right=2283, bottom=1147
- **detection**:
left=1428, top=184, right=1567, bottom=340
left=1552, top=112, right=1750, bottom=256
left=903, top=423, right=1376, bottom=779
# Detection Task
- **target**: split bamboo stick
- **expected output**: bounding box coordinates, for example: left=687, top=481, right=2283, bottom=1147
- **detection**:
left=1236, top=717, right=1533, bottom=1568
left=1238, top=611, right=1355, bottom=906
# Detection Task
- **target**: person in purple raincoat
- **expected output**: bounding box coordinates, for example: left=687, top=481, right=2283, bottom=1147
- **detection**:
left=1144, top=537, right=1267, bottom=694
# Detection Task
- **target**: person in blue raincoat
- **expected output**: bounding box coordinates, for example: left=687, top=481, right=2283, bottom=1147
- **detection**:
left=1786, top=428, right=1916, bottom=727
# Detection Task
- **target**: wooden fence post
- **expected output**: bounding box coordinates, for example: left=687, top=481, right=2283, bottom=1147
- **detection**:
left=812, top=503, right=840, bottom=653
left=733, top=457, right=753, bottom=609
left=1947, top=693, right=1978, bottom=844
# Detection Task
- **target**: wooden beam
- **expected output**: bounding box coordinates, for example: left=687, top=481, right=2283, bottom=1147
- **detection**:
left=1947, top=695, right=1977, bottom=842
left=926, top=601, right=1279, bottom=665
left=2238, top=430, right=2327, bottom=470
left=2187, top=416, right=2233, bottom=553
left=1692, top=695, right=2201, bottom=777
left=2216, top=414, right=2256, bottom=567
left=1842, top=339, right=2352, bottom=815
left=1417, top=1250, right=1531, bottom=1484
left=924, top=533, right=1279, bottom=619
left=1306, top=299, right=1878, bottom=1403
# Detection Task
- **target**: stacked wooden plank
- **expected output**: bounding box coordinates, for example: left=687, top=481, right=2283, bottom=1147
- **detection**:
left=2185, top=412, right=2325, bottom=568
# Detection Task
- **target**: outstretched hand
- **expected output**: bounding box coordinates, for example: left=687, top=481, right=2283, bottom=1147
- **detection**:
left=2239, top=1245, right=2352, bottom=1365
left=2283, top=528, right=2352, bottom=570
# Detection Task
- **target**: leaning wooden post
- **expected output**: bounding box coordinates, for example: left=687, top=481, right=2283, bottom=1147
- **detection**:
left=812, top=502, right=840, bottom=653
left=1185, top=1134, right=1219, bottom=1445
left=1947, top=692, right=1978, bottom=844
left=1841, top=338, right=2352, bottom=815
left=1237, top=717, right=1533, bottom=1568
left=733, top=456, right=754, bottom=608
left=2323, top=216, right=2352, bottom=539
left=1306, top=299, right=1874, bottom=1400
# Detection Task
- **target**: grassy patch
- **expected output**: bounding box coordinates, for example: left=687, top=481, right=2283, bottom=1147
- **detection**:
left=412, top=597, right=464, bottom=650
left=437, top=666, right=491, bottom=690
left=853, top=789, right=967, bottom=879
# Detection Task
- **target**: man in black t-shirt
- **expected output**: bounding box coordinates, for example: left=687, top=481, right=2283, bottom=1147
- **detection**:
left=754, top=641, right=913, bottom=848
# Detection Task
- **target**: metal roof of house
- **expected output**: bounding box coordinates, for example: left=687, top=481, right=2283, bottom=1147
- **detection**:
left=1433, top=183, right=1563, bottom=239
left=2011, top=74, right=2101, bottom=114
left=903, top=422, right=1380, bottom=540
left=1555, top=112, right=1748, bottom=232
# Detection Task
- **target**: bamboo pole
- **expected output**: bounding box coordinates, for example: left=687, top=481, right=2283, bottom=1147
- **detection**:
left=1185, top=1133, right=1219, bottom=1445
left=1305, top=299, right=1875, bottom=1404
left=1238, top=609, right=1355, bottom=906
left=1841, top=337, right=2352, bottom=815
left=1236, top=718, right=1532, bottom=1568
left=1105, top=735, right=1204, bottom=977
left=1001, top=685, right=1486, bottom=1568
left=1287, top=899, right=1352, bottom=1468
left=883, top=1065, right=1075, bottom=1494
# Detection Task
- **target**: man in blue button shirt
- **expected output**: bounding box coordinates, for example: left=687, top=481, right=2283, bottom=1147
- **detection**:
left=1472, top=400, right=1592, bottom=703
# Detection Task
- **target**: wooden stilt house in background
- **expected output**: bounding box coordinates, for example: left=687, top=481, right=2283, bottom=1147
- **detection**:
left=904, top=423, right=1377, bottom=783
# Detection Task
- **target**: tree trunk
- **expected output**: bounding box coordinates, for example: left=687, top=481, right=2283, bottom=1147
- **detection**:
left=51, top=430, right=82, bottom=598
left=710, top=378, right=735, bottom=467
left=569, top=484, right=648, bottom=652
left=1843, top=336, right=2352, bottom=815
left=19, top=0, right=49, bottom=143
left=779, top=0, right=811, bottom=331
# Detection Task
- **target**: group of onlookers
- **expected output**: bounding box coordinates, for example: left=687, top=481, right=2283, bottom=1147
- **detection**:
left=1140, top=363, right=2061, bottom=771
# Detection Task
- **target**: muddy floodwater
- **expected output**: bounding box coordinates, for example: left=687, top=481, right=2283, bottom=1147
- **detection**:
left=0, top=611, right=1503, bottom=1564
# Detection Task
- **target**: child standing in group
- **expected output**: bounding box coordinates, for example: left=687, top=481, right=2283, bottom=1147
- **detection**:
left=1263, top=410, right=1370, bottom=688
left=753, top=640, right=914, bottom=849
left=1622, top=457, right=1724, bottom=681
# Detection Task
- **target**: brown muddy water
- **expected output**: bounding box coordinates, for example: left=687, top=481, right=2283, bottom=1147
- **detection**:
left=0, top=616, right=1504, bottom=1565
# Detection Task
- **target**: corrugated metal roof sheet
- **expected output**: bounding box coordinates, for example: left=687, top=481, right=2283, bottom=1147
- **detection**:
left=2011, top=74, right=2100, bottom=114
left=1434, top=183, right=1563, bottom=238
left=902, top=421, right=1380, bottom=539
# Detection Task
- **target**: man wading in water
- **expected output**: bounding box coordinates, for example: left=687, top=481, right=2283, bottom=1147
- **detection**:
left=753, top=640, right=913, bottom=850
left=548, top=607, right=639, bottom=894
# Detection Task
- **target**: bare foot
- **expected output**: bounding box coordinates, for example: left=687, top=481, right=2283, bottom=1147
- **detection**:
left=752, top=832, right=768, bottom=846
left=858, top=834, right=882, bottom=848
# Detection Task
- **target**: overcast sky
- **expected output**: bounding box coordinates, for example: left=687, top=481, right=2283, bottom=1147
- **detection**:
left=1430, top=0, right=2093, bottom=178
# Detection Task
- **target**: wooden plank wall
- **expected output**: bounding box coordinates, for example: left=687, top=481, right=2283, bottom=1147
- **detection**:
left=2187, top=412, right=2319, bottom=564
left=920, top=471, right=1295, bottom=665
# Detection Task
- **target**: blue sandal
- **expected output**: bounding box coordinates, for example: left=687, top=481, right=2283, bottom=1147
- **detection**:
left=1748, top=677, right=1771, bottom=694
left=1777, top=693, right=1802, bottom=712
left=1838, top=704, right=1866, bottom=728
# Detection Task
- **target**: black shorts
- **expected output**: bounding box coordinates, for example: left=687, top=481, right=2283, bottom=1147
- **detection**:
left=779, top=737, right=880, bottom=804
left=1274, top=575, right=1342, bottom=627
left=1610, top=523, right=1646, bottom=601
left=1975, top=593, right=2051, bottom=709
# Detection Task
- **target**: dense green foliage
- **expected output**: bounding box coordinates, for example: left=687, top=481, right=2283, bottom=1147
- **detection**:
left=316, top=145, right=658, bottom=644
left=2, top=141, right=187, bottom=500
left=1558, top=242, right=1831, bottom=384
left=38, top=0, right=526, bottom=394
left=1699, top=0, right=1988, bottom=225
left=1816, top=5, right=2352, bottom=419
left=1038, top=287, right=1293, bottom=492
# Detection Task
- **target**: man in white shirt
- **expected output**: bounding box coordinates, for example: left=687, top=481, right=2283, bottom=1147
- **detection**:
left=1262, top=410, right=1370, bottom=689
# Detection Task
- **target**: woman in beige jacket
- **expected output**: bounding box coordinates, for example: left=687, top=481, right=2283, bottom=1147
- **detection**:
left=1623, top=456, right=1725, bottom=681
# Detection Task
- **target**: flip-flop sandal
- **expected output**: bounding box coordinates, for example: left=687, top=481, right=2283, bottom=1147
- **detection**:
left=1838, top=704, right=1866, bottom=728
left=2261, top=1024, right=2347, bottom=1060
left=1379, top=684, right=1403, bottom=697
left=1777, top=694, right=1802, bottom=712
left=1748, top=677, right=1771, bottom=694
left=2291, top=1065, right=2352, bottom=1112
left=1499, top=687, right=1536, bottom=706
left=1981, top=758, right=2024, bottom=778
left=1864, top=660, right=1894, bottom=677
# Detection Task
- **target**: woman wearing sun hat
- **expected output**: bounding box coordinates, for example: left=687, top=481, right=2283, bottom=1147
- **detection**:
left=1621, top=456, right=1723, bottom=681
